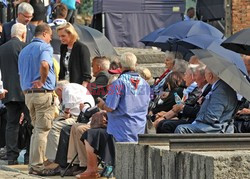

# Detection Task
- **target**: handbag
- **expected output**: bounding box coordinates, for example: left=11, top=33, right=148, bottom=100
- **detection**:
left=90, top=111, right=108, bottom=129
left=77, top=106, right=100, bottom=123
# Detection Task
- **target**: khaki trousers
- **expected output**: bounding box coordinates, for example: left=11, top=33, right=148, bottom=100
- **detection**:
left=67, top=123, right=90, bottom=167
left=45, top=116, right=77, bottom=161
left=25, top=93, right=55, bottom=171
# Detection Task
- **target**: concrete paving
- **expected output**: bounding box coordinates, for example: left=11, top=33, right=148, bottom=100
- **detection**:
left=0, top=160, right=115, bottom=179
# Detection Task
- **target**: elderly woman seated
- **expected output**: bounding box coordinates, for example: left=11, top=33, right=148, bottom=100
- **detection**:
left=76, top=52, right=151, bottom=178
left=150, top=71, right=184, bottom=116
left=153, top=65, right=202, bottom=131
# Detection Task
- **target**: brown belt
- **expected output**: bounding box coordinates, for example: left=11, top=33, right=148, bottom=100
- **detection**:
left=24, top=89, right=53, bottom=94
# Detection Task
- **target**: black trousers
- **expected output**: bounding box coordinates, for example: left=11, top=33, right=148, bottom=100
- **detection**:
left=55, top=125, right=72, bottom=168
left=156, top=118, right=194, bottom=133
left=5, top=101, right=30, bottom=160
left=0, top=107, right=7, bottom=148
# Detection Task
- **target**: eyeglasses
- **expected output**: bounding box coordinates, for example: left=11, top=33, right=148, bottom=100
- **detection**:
left=20, top=13, right=33, bottom=19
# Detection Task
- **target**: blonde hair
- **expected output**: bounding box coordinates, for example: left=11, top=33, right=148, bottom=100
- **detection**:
left=56, top=22, right=79, bottom=41
left=137, top=67, right=152, bottom=81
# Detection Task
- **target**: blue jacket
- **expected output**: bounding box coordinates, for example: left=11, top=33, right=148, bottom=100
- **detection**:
left=192, top=80, right=238, bottom=133
left=0, top=20, right=35, bottom=45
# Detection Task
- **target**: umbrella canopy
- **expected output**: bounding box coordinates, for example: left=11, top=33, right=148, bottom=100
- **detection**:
left=191, top=49, right=250, bottom=101
left=177, top=34, right=224, bottom=49
left=75, top=25, right=117, bottom=57
left=154, top=21, right=224, bottom=44
left=140, top=27, right=165, bottom=46
left=221, top=28, right=250, bottom=55
left=139, top=21, right=224, bottom=48
left=177, top=35, right=248, bottom=74
left=51, top=24, right=117, bottom=58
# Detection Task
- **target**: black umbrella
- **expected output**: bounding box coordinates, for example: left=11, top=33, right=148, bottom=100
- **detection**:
left=75, top=25, right=117, bottom=57
left=51, top=24, right=117, bottom=58
left=221, top=28, right=250, bottom=55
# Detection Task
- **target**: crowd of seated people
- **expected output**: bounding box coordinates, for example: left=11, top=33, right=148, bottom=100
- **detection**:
left=0, top=5, right=249, bottom=177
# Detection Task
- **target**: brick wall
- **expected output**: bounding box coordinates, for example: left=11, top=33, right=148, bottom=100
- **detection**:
left=232, top=0, right=250, bottom=33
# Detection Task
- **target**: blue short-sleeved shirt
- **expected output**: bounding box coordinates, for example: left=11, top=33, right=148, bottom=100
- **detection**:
left=18, top=38, right=56, bottom=91
left=105, top=72, right=151, bottom=142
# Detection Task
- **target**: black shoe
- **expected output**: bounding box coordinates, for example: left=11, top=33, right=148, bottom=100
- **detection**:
left=8, top=160, right=18, bottom=165
left=60, top=165, right=79, bottom=176
left=72, top=166, right=87, bottom=176
left=39, top=166, right=61, bottom=176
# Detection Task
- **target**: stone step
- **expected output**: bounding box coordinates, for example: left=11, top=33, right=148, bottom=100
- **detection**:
left=115, top=47, right=166, bottom=64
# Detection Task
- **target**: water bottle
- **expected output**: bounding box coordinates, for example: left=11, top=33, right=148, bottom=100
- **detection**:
left=174, top=92, right=183, bottom=105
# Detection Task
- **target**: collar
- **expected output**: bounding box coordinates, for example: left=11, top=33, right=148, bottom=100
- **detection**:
left=201, top=83, right=209, bottom=93
left=32, top=37, right=47, bottom=44
left=211, top=80, right=219, bottom=90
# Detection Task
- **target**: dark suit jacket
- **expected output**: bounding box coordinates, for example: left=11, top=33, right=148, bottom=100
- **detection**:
left=0, top=37, right=26, bottom=104
left=0, top=20, right=35, bottom=45
left=152, top=87, right=184, bottom=114
left=181, top=84, right=212, bottom=119
left=59, top=40, right=91, bottom=84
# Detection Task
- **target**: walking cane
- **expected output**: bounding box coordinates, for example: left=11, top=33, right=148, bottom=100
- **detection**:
left=61, top=153, right=78, bottom=177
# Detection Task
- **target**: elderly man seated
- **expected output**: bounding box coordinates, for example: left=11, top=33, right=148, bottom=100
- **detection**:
left=76, top=52, right=151, bottom=178
left=175, top=67, right=238, bottom=133
left=61, top=56, right=111, bottom=176
left=43, top=81, right=95, bottom=174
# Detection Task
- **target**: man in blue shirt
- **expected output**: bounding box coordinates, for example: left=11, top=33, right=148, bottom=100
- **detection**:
left=98, top=52, right=151, bottom=142
left=18, top=23, right=56, bottom=174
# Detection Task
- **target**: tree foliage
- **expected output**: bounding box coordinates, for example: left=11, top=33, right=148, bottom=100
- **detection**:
left=79, top=0, right=93, bottom=16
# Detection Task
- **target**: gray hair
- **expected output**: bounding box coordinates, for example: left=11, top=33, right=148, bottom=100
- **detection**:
left=92, top=56, right=110, bottom=71
left=18, top=2, right=34, bottom=14
left=195, top=62, right=206, bottom=76
left=165, top=51, right=183, bottom=60
left=120, top=52, right=137, bottom=70
left=11, top=23, right=27, bottom=37
left=173, top=59, right=188, bottom=74
left=56, top=80, right=69, bottom=89
left=165, top=51, right=175, bottom=60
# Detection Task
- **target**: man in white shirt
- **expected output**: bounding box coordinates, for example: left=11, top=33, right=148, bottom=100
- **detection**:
left=45, top=80, right=95, bottom=170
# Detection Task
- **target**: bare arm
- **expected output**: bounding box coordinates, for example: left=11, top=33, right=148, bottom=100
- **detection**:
left=32, top=61, right=49, bottom=88
left=97, top=97, right=113, bottom=112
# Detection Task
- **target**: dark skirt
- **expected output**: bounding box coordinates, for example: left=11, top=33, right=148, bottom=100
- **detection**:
left=81, top=128, right=115, bottom=166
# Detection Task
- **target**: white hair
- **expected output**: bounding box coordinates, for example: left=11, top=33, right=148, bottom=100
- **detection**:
left=173, top=59, right=188, bottom=74
left=11, top=23, right=27, bottom=38
left=165, top=51, right=175, bottom=60
left=56, top=80, right=69, bottom=89
left=120, top=52, right=137, bottom=70
left=18, top=2, right=34, bottom=14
